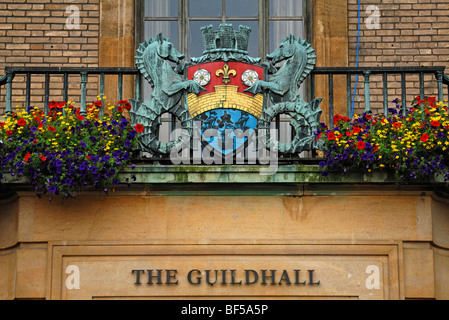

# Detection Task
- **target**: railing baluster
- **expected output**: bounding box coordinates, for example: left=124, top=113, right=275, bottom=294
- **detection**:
left=135, top=74, right=141, bottom=101
left=329, top=73, right=334, bottom=126
left=437, top=70, right=444, bottom=103
left=62, top=73, right=68, bottom=116
left=118, top=73, right=123, bottom=101
left=383, top=72, right=388, bottom=115
left=26, top=72, right=31, bottom=109
left=100, top=72, right=105, bottom=118
left=363, top=70, right=371, bottom=113
left=5, top=71, right=13, bottom=117
left=346, top=73, right=352, bottom=118
left=63, top=73, right=68, bottom=103
left=401, top=72, right=407, bottom=116
left=419, top=71, right=424, bottom=101
left=419, top=72, right=425, bottom=117
left=80, top=72, right=87, bottom=117
left=44, top=72, right=50, bottom=116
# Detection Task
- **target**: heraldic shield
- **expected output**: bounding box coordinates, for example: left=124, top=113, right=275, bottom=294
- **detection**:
left=186, top=61, right=265, bottom=155
left=129, top=24, right=324, bottom=157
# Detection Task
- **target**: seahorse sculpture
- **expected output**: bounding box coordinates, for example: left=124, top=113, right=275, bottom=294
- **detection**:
left=245, top=35, right=324, bottom=154
left=129, top=33, right=206, bottom=154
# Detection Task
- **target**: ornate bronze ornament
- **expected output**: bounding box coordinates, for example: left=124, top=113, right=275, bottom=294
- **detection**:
left=130, top=25, right=323, bottom=156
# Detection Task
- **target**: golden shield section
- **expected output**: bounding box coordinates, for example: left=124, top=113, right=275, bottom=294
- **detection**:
left=187, top=85, right=263, bottom=119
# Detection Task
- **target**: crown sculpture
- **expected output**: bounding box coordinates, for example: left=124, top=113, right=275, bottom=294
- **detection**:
left=129, top=24, right=323, bottom=156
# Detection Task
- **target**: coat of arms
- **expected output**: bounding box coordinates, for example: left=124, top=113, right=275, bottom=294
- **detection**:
left=130, top=24, right=323, bottom=158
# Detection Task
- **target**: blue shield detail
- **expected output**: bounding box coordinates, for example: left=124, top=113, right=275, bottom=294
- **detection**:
left=194, top=109, right=258, bottom=155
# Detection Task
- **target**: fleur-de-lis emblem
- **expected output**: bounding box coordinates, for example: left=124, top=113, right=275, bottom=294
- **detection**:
left=216, top=63, right=237, bottom=84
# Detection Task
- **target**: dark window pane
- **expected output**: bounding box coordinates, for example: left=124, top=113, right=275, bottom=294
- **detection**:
left=270, top=0, right=303, bottom=17
left=189, top=21, right=222, bottom=58
left=269, top=20, right=304, bottom=52
left=144, top=20, right=179, bottom=47
left=230, top=20, right=259, bottom=57
left=226, top=0, right=259, bottom=17
left=145, top=0, right=178, bottom=18
left=189, top=0, right=222, bottom=18
left=190, top=21, right=259, bottom=59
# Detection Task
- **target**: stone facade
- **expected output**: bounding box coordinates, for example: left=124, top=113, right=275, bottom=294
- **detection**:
left=1, top=0, right=449, bottom=301
left=1, top=167, right=449, bottom=300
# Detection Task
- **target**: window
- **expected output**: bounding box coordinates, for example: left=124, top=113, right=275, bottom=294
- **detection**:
left=140, top=0, right=308, bottom=60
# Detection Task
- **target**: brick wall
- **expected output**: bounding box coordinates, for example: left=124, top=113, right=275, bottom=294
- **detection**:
left=2, top=1, right=449, bottom=116
left=348, top=0, right=449, bottom=114
left=0, top=0, right=100, bottom=112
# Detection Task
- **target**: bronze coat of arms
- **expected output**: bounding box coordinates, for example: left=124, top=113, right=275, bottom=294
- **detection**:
left=130, top=24, right=323, bottom=157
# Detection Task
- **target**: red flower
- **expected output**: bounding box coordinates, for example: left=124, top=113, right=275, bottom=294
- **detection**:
left=77, top=115, right=85, bottom=121
left=327, top=131, right=336, bottom=141
left=48, top=126, right=56, bottom=132
left=421, top=133, right=430, bottom=143
left=134, top=124, right=144, bottom=133
left=24, top=153, right=31, bottom=162
left=373, top=144, right=379, bottom=153
left=353, top=126, right=361, bottom=134
left=6, top=130, right=13, bottom=136
left=17, top=118, right=26, bottom=127
left=333, top=114, right=351, bottom=126
left=93, top=100, right=103, bottom=107
left=87, top=155, right=91, bottom=161
left=431, top=120, right=441, bottom=127
left=357, top=141, right=366, bottom=150
left=49, top=101, right=66, bottom=109
left=392, top=122, right=402, bottom=128
left=118, top=100, right=132, bottom=111
left=39, top=155, right=47, bottom=162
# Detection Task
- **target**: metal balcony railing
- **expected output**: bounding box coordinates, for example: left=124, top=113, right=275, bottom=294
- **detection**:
left=0, top=67, right=141, bottom=117
left=1, top=65, right=448, bottom=164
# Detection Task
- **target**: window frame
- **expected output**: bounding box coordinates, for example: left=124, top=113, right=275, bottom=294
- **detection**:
left=136, top=0, right=312, bottom=61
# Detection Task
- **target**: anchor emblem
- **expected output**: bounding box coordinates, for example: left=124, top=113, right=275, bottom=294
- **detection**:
left=216, top=63, right=237, bottom=84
